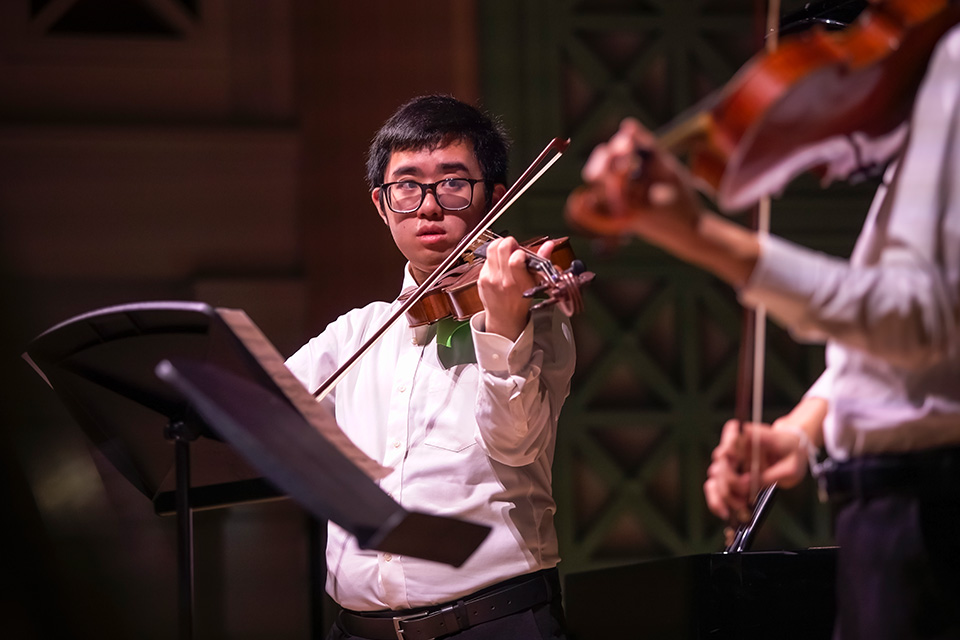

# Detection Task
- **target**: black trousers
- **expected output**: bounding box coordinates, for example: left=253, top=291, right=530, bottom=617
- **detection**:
left=833, top=494, right=960, bottom=640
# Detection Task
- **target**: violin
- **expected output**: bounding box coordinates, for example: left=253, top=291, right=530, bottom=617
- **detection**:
left=566, top=0, right=960, bottom=223
left=400, top=234, right=591, bottom=327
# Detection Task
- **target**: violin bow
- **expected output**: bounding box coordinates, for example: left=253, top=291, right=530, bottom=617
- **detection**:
left=312, top=137, right=571, bottom=402
left=723, top=0, right=780, bottom=554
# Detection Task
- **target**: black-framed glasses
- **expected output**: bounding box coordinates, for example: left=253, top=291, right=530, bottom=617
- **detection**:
left=379, top=178, right=489, bottom=214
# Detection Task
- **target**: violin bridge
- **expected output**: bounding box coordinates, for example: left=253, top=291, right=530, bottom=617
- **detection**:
left=461, top=236, right=489, bottom=263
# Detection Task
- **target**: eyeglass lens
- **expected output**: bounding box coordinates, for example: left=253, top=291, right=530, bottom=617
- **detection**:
left=386, top=179, right=475, bottom=213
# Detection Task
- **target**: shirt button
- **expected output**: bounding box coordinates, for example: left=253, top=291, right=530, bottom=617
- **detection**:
left=393, top=441, right=401, bottom=449
left=384, top=554, right=393, bottom=562
left=398, top=384, right=406, bottom=393
left=492, top=353, right=500, bottom=361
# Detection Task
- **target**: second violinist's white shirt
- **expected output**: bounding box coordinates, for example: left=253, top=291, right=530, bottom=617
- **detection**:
left=740, top=24, right=960, bottom=460
left=286, top=266, right=575, bottom=611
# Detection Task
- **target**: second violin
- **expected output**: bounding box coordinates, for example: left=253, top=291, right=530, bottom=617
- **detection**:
left=566, top=0, right=960, bottom=225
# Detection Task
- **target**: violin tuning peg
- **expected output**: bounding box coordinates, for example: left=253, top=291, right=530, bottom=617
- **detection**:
left=529, top=295, right=561, bottom=312
left=523, top=284, right=550, bottom=299
left=567, top=259, right=586, bottom=276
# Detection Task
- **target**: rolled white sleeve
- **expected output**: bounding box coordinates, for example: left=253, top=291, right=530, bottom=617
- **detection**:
left=470, top=308, right=576, bottom=466
left=740, top=231, right=959, bottom=370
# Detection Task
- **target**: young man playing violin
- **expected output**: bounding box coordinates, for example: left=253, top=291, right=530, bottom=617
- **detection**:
left=286, top=95, right=575, bottom=640
left=574, top=12, right=960, bottom=640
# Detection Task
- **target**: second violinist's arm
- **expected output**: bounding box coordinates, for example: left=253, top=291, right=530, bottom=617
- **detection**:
left=581, top=118, right=761, bottom=288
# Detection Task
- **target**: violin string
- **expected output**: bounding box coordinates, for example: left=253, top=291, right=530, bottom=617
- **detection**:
left=476, top=229, right=556, bottom=273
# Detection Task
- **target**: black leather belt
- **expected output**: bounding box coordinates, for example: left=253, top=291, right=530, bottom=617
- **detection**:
left=818, top=445, right=960, bottom=503
left=336, top=569, right=557, bottom=640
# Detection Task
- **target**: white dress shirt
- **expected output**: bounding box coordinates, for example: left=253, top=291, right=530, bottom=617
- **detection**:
left=740, top=24, right=960, bottom=460
left=285, top=266, right=575, bottom=611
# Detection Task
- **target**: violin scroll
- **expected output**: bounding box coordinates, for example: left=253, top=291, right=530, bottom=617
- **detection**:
left=524, top=258, right=595, bottom=317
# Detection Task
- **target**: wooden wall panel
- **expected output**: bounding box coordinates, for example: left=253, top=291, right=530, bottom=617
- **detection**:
left=295, top=1, right=481, bottom=329
left=2, top=1, right=479, bottom=637
left=0, top=126, right=299, bottom=280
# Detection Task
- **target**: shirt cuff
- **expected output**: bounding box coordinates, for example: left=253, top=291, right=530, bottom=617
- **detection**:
left=470, top=311, right=534, bottom=376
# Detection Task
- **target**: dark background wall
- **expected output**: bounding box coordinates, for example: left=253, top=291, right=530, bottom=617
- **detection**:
left=2, top=1, right=870, bottom=638
left=2, top=1, right=480, bottom=638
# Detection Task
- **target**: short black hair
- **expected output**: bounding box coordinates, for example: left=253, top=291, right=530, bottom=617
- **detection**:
left=365, top=95, right=510, bottom=191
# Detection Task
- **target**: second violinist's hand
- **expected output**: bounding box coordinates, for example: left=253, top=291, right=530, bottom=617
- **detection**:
left=478, top=237, right=555, bottom=341
left=703, top=397, right=827, bottom=521
left=704, top=420, right=805, bottom=522
left=576, top=118, right=703, bottom=240
left=571, top=118, right=761, bottom=288
left=703, top=419, right=753, bottom=522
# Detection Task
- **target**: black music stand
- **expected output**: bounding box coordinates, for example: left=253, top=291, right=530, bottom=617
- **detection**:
left=23, top=301, right=490, bottom=640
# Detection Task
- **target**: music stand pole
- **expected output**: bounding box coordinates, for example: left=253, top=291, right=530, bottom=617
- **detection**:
left=165, top=419, right=200, bottom=640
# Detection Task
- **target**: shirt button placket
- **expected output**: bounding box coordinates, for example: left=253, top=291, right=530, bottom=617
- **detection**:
left=378, top=332, right=421, bottom=605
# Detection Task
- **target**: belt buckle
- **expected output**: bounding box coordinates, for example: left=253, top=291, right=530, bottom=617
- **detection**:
left=393, top=600, right=467, bottom=640
left=391, top=609, right=431, bottom=640
left=392, top=617, right=405, bottom=640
